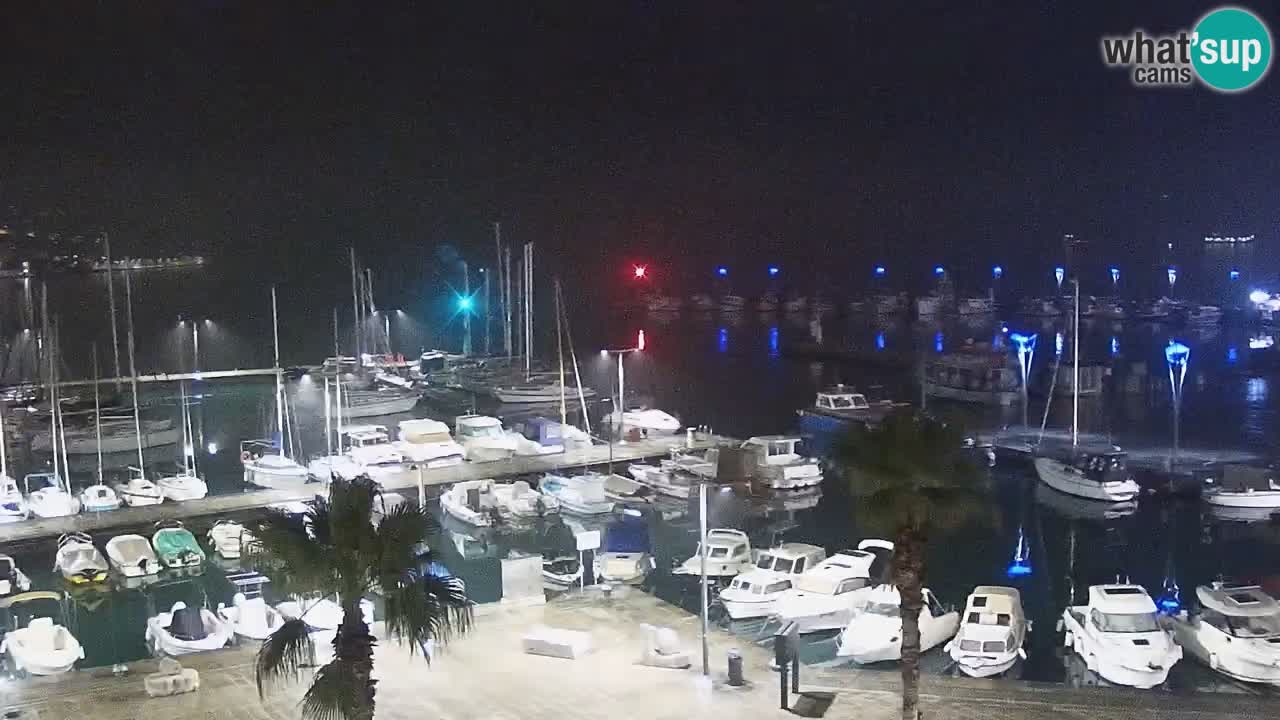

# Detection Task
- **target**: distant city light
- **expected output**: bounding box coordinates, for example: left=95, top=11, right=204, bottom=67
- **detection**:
left=600, top=349, right=609, bottom=358
left=457, top=296, right=474, bottom=311
left=934, top=331, right=944, bottom=353
left=1249, top=290, right=1271, bottom=305
left=1110, top=267, right=1120, bottom=284
left=1229, top=269, right=1241, bottom=281
left=1054, top=266, right=1064, bottom=287
left=1226, top=346, right=1239, bottom=364
left=716, top=266, right=728, bottom=277
left=206, top=442, right=218, bottom=455
left=1167, top=267, right=1178, bottom=287
left=637, top=329, right=646, bottom=351
left=875, top=331, right=885, bottom=351
left=992, top=265, right=1003, bottom=279
left=934, top=265, right=945, bottom=276
left=1165, top=340, right=1191, bottom=367
left=874, top=265, right=886, bottom=277
left=633, top=265, right=647, bottom=279
left=767, top=265, right=779, bottom=277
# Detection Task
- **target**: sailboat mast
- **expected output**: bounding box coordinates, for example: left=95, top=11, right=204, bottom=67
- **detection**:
left=324, top=376, right=332, bottom=458
left=332, top=306, right=344, bottom=447
left=555, top=278, right=567, bottom=427
left=93, top=345, right=103, bottom=484
left=180, top=381, right=190, bottom=474
left=0, top=390, right=7, bottom=480
left=561, top=294, right=592, bottom=434
left=503, top=244, right=513, bottom=357
left=1072, top=279, right=1080, bottom=449
left=272, top=285, right=284, bottom=459
left=524, top=242, right=533, bottom=378
left=125, top=267, right=145, bottom=475
left=103, top=233, right=122, bottom=387
left=350, top=247, right=361, bottom=360
left=46, top=312, right=59, bottom=482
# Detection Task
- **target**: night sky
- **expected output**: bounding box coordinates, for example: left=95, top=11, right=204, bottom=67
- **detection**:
left=3, top=1, right=1278, bottom=295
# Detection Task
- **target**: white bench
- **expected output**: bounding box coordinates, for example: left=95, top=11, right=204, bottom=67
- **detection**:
left=521, top=625, right=592, bottom=659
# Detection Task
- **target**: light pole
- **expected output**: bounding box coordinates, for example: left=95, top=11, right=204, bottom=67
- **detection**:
left=601, top=340, right=642, bottom=439
left=1054, top=266, right=1065, bottom=293
left=1165, top=340, right=1190, bottom=467
left=698, top=480, right=709, bottom=677
left=1110, top=267, right=1120, bottom=294
left=1167, top=267, right=1178, bottom=296
left=1010, top=332, right=1037, bottom=429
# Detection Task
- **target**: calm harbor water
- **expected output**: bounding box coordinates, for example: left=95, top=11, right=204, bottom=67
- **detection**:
left=1, top=266, right=1279, bottom=696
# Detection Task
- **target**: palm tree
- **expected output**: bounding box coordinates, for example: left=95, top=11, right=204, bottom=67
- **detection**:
left=835, top=410, right=990, bottom=720
left=247, top=476, right=471, bottom=720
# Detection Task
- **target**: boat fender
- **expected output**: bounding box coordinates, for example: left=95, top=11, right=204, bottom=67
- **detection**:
left=241, top=451, right=252, bottom=463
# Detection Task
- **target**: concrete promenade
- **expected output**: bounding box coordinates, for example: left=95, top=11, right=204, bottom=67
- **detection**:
left=1, top=589, right=1271, bottom=720
left=0, top=434, right=725, bottom=545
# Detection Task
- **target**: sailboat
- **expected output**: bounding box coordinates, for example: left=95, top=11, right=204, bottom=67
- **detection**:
left=113, top=272, right=165, bottom=508
left=157, top=382, right=208, bottom=501
left=1033, top=280, right=1140, bottom=503
left=26, top=318, right=80, bottom=519
left=241, top=287, right=308, bottom=487
left=0, top=403, right=28, bottom=522
left=78, top=348, right=122, bottom=513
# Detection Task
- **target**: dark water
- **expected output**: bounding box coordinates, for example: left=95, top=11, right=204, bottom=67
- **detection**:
left=2, top=267, right=1280, bottom=697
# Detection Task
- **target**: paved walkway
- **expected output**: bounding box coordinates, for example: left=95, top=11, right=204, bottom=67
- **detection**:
left=2, top=589, right=1273, bottom=719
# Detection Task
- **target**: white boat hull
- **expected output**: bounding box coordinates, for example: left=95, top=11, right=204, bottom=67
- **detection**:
left=145, top=608, right=233, bottom=656
left=1164, top=615, right=1280, bottom=684
left=344, top=394, right=421, bottom=418
left=1034, top=457, right=1139, bottom=502
left=720, top=595, right=779, bottom=620
left=1062, top=609, right=1180, bottom=688
left=462, top=444, right=515, bottom=463
left=1203, top=489, right=1280, bottom=508
left=1, top=626, right=85, bottom=676
left=950, top=650, right=1020, bottom=677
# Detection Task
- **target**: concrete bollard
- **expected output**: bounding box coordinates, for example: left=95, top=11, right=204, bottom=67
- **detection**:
left=727, top=649, right=744, bottom=686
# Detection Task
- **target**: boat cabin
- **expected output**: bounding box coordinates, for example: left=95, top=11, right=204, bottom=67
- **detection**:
left=955, top=586, right=1025, bottom=654
left=700, top=529, right=750, bottom=560
left=1194, top=584, right=1280, bottom=638
left=455, top=415, right=506, bottom=439
left=742, top=436, right=806, bottom=465
left=752, top=543, right=826, bottom=576
left=1217, top=465, right=1279, bottom=493
left=341, top=425, right=391, bottom=450
left=791, top=551, right=880, bottom=595
left=815, top=391, right=871, bottom=412
left=1071, top=451, right=1130, bottom=484
left=398, top=418, right=455, bottom=445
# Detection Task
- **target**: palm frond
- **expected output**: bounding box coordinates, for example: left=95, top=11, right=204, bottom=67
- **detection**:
left=247, top=508, right=337, bottom=594
left=255, top=617, right=315, bottom=698
left=372, top=501, right=431, bottom=581
left=382, top=571, right=472, bottom=659
left=300, top=658, right=374, bottom=720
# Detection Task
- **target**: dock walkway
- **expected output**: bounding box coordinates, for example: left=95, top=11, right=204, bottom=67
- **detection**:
left=0, top=434, right=727, bottom=545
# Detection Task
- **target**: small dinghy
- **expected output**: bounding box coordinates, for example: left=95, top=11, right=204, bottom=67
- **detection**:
left=54, top=533, right=108, bottom=584
left=80, top=483, right=122, bottom=512
left=440, top=479, right=500, bottom=527
left=217, top=573, right=283, bottom=641
left=946, top=586, right=1029, bottom=677
left=493, top=480, right=560, bottom=518
left=157, top=472, right=208, bottom=502
left=145, top=601, right=233, bottom=656
left=116, top=468, right=164, bottom=507
left=0, top=592, right=85, bottom=675
left=151, top=522, right=206, bottom=569
left=25, top=472, right=81, bottom=518
left=207, top=520, right=254, bottom=560
left=105, top=534, right=161, bottom=579
left=0, top=554, right=32, bottom=597
left=0, top=476, right=30, bottom=522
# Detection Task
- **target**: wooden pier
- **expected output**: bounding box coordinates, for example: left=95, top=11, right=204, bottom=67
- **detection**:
left=0, top=433, right=731, bottom=545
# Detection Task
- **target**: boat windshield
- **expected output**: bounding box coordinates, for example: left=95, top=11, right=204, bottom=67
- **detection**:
left=864, top=601, right=901, bottom=617
left=1095, top=612, right=1160, bottom=633
left=465, top=425, right=504, bottom=438
left=1226, top=612, right=1280, bottom=639
left=756, top=555, right=797, bottom=573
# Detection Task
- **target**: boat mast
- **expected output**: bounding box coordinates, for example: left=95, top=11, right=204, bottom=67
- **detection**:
left=272, top=285, right=284, bottom=459
left=179, top=381, right=190, bottom=474
left=503, top=244, right=513, bottom=357
left=45, top=307, right=59, bottom=483
left=0, top=387, right=7, bottom=481
left=494, top=221, right=506, bottom=356
left=332, top=306, right=344, bottom=450
left=125, top=267, right=145, bottom=475
left=93, top=345, right=103, bottom=485
left=103, top=233, right=122, bottom=388
left=462, top=259, right=472, bottom=356
left=350, top=247, right=361, bottom=361
left=555, top=278, right=567, bottom=427
left=1072, top=278, right=1079, bottom=449
left=560, top=283, right=592, bottom=434
left=324, top=375, right=332, bottom=459
left=524, top=242, right=534, bottom=379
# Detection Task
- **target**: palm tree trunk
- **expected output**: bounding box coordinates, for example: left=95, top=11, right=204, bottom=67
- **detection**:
left=894, top=526, right=926, bottom=720
left=339, top=602, right=377, bottom=720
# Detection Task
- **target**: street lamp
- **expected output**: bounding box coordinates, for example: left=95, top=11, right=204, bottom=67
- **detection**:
left=1167, top=267, right=1178, bottom=294
left=1009, top=332, right=1037, bottom=428
left=1110, top=267, right=1120, bottom=291
left=1165, top=340, right=1190, bottom=465
left=602, top=339, right=642, bottom=439
left=1054, top=266, right=1065, bottom=292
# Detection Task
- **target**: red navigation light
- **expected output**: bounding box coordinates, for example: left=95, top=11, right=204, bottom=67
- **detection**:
left=633, top=265, right=647, bottom=279
left=637, top=329, right=646, bottom=351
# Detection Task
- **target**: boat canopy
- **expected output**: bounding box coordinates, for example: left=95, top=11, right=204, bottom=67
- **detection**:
left=1196, top=584, right=1280, bottom=617
left=1218, top=465, right=1277, bottom=493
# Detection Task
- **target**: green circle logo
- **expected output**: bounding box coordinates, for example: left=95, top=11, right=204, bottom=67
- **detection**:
left=1192, top=6, right=1272, bottom=92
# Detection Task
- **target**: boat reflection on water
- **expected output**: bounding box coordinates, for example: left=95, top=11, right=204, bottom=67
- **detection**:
left=1035, top=484, right=1136, bottom=521
left=1205, top=504, right=1280, bottom=524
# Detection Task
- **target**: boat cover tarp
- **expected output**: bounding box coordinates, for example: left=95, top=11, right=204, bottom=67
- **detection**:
left=154, top=529, right=206, bottom=564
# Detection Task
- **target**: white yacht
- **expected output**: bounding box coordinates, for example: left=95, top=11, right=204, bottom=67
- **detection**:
left=105, top=534, right=161, bottom=579
left=957, top=296, right=996, bottom=315
left=115, top=468, right=164, bottom=507
left=837, top=585, right=959, bottom=663
left=627, top=462, right=694, bottom=499
left=718, top=543, right=827, bottom=620
left=24, top=472, right=80, bottom=518
left=0, top=476, right=30, bottom=522
left=606, top=407, right=682, bottom=435
left=493, top=480, right=559, bottom=518
left=54, top=533, right=108, bottom=584
left=741, top=436, right=823, bottom=490
left=394, top=418, right=465, bottom=467
left=1060, top=584, right=1181, bottom=688
left=489, top=381, right=596, bottom=404
left=770, top=540, right=894, bottom=633
left=1034, top=451, right=1140, bottom=503
left=341, top=425, right=404, bottom=481
left=946, top=586, right=1029, bottom=677
left=539, top=473, right=615, bottom=515
left=454, top=415, right=518, bottom=462
left=240, top=439, right=309, bottom=487
left=1203, top=465, right=1280, bottom=509
left=915, top=294, right=945, bottom=317
left=720, top=294, right=747, bottom=312
left=439, top=479, right=500, bottom=527
left=673, top=529, right=753, bottom=579
left=1161, top=583, right=1280, bottom=685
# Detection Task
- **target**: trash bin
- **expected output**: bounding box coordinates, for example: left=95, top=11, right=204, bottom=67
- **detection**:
left=727, top=649, right=744, bottom=686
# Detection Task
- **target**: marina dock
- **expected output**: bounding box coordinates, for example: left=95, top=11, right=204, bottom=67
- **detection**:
left=0, top=433, right=730, bottom=545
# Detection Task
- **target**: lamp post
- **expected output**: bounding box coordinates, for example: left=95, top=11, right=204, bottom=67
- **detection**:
left=1165, top=341, right=1190, bottom=467
left=601, top=343, right=641, bottom=439
left=1054, top=266, right=1065, bottom=293
left=1010, top=332, right=1037, bottom=428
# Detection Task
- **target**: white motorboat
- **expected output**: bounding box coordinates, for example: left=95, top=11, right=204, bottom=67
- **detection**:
left=741, top=435, right=823, bottom=490
left=394, top=418, right=465, bottom=467
left=673, top=529, right=753, bottom=579
left=1034, top=452, right=1140, bottom=503
left=145, top=601, right=233, bottom=656
left=218, top=593, right=286, bottom=641
left=454, top=415, right=518, bottom=462
left=607, top=407, right=681, bottom=436
left=24, top=472, right=81, bottom=518
left=240, top=439, right=309, bottom=487
left=799, top=386, right=906, bottom=426
left=1060, top=584, right=1182, bottom=688
left=105, top=534, right=161, bottom=578
left=53, top=533, right=108, bottom=584
left=0, top=475, right=30, bottom=522
left=1161, top=583, right=1280, bottom=685
left=689, top=293, right=715, bottom=311
left=115, top=469, right=164, bottom=506
left=439, top=479, right=500, bottom=527
left=276, top=594, right=374, bottom=661
left=627, top=462, right=693, bottom=499
left=947, top=586, right=1029, bottom=677
left=341, top=425, right=405, bottom=481
left=341, top=387, right=421, bottom=418
left=1203, top=465, right=1280, bottom=509
left=539, top=472, right=615, bottom=515
left=595, top=515, right=653, bottom=584
left=307, top=454, right=363, bottom=482
left=493, top=480, right=560, bottom=518
left=0, top=593, right=85, bottom=675
left=207, top=520, right=254, bottom=560
left=157, top=472, right=209, bottom=502
left=151, top=522, right=207, bottom=569
left=770, top=540, right=895, bottom=633
left=837, top=585, right=960, bottom=663
left=719, top=543, right=827, bottom=620
left=0, top=554, right=32, bottom=597
left=30, top=417, right=180, bottom=454
left=542, top=556, right=583, bottom=589
left=79, top=483, right=121, bottom=512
